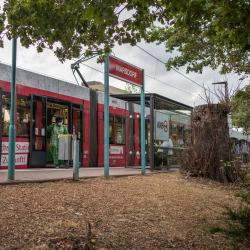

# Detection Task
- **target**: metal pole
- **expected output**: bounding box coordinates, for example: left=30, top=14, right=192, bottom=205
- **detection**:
left=104, top=55, right=110, bottom=177
left=73, top=136, right=80, bottom=181
left=8, top=38, right=17, bottom=181
left=149, top=94, right=155, bottom=171
left=140, top=70, right=146, bottom=175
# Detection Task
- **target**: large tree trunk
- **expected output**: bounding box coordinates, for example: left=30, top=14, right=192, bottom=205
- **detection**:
left=181, top=104, right=237, bottom=182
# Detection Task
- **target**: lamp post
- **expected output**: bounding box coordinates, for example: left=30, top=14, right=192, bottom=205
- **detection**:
left=8, top=38, right=17, bottom=181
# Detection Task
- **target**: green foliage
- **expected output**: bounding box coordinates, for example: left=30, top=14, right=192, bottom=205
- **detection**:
left=125, top=83, right=140, bottom=93
left=0, top=0, right=249, bottom=73
left=231, top=85, right=250, bottom=134
left=147, top=0, right=250, bottom=74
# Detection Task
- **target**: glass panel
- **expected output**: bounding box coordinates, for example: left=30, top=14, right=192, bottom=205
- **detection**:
left=2, top=94, right=10, bottom=136
left=47, top=102, right=68, bottom=127
left=32, top=97, right=46, bottom=151
left=109, top=114, right=115, bottom=144
left=115, top=115, right=125, bottom=145
left=16, top=97, right=30, bottom=137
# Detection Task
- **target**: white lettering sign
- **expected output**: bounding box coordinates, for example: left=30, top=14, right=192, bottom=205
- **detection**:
left=110, top=146, right=124, bottom=155
left=1, top=154, right=28, bottom=166
left=2, top=142, right=29, bottom=154
left=115, top=65, right=137, bottom=79
left=155, top=111, right=170, bottom=141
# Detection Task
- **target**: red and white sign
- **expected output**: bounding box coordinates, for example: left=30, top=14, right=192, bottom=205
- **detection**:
left=110, top=145, right=124, bottom=155
left=109, top=56, right=143, bottom=87
left=1, top=138, right=29, bottom=169
left=1, top=141, right=29, bottom=154
left=1, top=154, right=28, bottom=167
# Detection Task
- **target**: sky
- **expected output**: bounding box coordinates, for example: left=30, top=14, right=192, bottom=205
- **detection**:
left=0, top=2, right=248, bottom=107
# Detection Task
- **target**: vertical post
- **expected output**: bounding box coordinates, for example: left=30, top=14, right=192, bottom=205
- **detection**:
left=140, top=70, right=146, bottom=175
left=104, top=54, right=110, bottom=177
left=8, top=38, right=17, bottom=181
left=225, top=82, right=229, bottom=104
left=73, top=136, right=80, bottom=181
left=149, top=94, right=155, bottom=171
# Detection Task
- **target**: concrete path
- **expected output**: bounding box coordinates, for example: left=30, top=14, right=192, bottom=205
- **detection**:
left=0, top=167, right=154, bottom=184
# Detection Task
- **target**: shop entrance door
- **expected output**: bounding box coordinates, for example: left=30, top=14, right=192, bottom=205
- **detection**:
left=29, top=95, right=47, bottom=167
left=46, top=100, right=70, bottom=166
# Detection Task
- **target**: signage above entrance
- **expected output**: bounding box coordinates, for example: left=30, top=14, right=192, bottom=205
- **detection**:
left=109, top=56, right=143, bottom=87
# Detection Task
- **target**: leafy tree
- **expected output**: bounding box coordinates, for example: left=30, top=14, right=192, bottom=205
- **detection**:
left=231, top=85, right=250, bottom=134
left=0, top=0, right=249, bottom=74
left=148, top=0, right=250, bottom=74
left=125, top=83, right=140, bottom=94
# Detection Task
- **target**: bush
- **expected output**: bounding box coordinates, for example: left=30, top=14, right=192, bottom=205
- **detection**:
left=211, top=174, right=250, bottom=249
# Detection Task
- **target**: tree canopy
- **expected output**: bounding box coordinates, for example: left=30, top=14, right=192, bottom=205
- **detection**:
left=0, top=0, right=249, bottom=74
left=231, top=85, right=250, bottom=134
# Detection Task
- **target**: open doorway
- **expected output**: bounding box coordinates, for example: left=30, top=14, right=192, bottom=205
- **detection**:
left=30, top=97, right=83, bottom=168
left=46, top=101, right=69, bottom=166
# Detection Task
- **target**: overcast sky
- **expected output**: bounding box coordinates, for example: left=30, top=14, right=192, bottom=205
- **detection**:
left=0, top=2, right=248, bottom=107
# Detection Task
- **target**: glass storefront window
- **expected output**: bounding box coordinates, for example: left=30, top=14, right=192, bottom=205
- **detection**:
left=16, top=97, right=30, bottom=137
left=115, top=116, right=125, bottom=144
left=2, top=95, right=30, bottom=137
left=109, top=114, right=115, bottom=144
left=2, top=94, right=10, bottom=136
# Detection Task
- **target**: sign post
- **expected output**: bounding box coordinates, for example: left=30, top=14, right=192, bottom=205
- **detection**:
left=104, top=55, right=110, bottom=177
left=140, top=70, right=146, bottom=174
left=105, top=55, right=145, bottom=175
left=8, top=38, right=17, bottom=181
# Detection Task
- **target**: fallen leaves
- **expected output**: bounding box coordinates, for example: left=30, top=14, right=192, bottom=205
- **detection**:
left=0, top=172, right=239, bottom=249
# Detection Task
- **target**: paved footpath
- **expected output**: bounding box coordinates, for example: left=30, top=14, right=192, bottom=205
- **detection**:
left=0, top=167, right=154, bottom=184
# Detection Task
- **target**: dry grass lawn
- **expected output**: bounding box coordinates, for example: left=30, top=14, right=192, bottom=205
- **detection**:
left=0, top=172, right=240, bottom=249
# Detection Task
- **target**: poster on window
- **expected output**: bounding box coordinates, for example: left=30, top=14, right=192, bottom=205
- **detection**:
left=1, top=139, right=29, bottom=168
left=155, top=111, right=170, bottom=141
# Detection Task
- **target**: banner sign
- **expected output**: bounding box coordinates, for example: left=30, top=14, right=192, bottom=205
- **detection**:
left=155, top=111, right=170, bottom=141
left=110, top=145, right=124, bottom=155
left=1, top=154, right=28, bottom=167
left=109, top=56, right=143, bottom=87
left=1, top=139, right=29, bottom=168
left=1, top=141, right=29, bottom=154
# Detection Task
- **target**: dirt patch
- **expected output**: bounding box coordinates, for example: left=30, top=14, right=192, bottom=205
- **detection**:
left=0, top=172, right=239, bottom=249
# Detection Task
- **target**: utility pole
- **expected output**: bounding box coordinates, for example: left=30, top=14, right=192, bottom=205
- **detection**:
left=8, top=38, right=17, bottom=181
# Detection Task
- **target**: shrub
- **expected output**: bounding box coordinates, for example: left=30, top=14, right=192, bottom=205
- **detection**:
left=211, top=174, right=250, bottom=249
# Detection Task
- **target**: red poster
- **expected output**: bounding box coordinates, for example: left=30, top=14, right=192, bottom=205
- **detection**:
left=109, top=56, right=143, bottom=87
